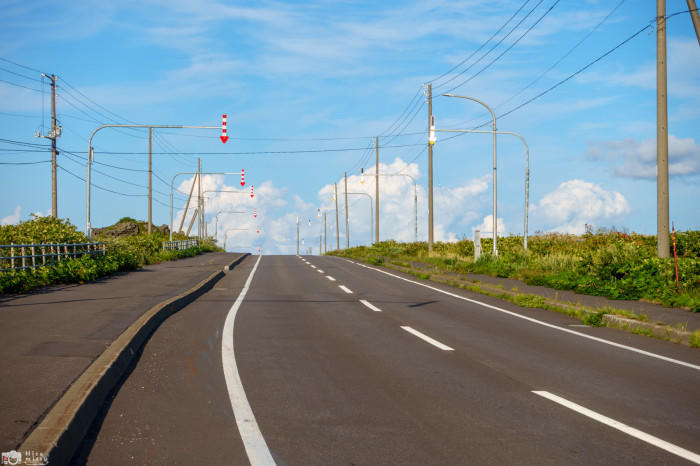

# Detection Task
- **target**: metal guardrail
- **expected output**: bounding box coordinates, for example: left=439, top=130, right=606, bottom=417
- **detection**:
left=162, top=239, right=199, bottom=251
left=0, top=242, right=106, bottom=272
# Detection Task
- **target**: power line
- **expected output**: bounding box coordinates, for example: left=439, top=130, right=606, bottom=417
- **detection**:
left=495, top=0, right=626, bottom=111
left=58, top=164, right=150, bottom=198
left=0, top=78, right=44, bottom=93
left=0, top=66, right=43, bottom=83
left=442, top=0, right=561, bottom=94
left=0, top=160, right=51, bottom=165
left=428, top=0, right=533, bottom=87
left=0, top=56, right=45, bottom=74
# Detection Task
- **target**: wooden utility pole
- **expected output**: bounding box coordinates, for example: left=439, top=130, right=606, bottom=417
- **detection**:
left=657, top=0, right=670, bottom=258
left=186, top=208, right=198, bottom=236
left=344, top=172, right=349, bottom=248
left=427, top=83, right=434, bottom=252
left=334, top=183, right=340, bottom=250
left=375, top=136, right=379, bottom=244
left=50, top=75, right=58, bottom=218
left=688, top=0, right=700, bottom=45
left=177, top=173, right=198, bottom=233
left=324, top=212, right=327, bottom=254
left=148, top=128, right=152, bottom=234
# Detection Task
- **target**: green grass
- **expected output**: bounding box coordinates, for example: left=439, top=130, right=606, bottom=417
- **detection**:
left=328, top=231, right=700, bottom=311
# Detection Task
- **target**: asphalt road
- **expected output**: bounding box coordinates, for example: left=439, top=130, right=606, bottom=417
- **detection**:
left=80, top=255, right=700, bottom=465
left=0, top=252, right=242, bottom=450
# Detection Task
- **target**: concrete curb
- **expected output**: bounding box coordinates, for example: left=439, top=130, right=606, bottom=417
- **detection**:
left=19, top=253, right=250, bottom=465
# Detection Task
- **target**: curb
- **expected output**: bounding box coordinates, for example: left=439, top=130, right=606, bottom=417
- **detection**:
left=19, top=253, right=250, bottom=465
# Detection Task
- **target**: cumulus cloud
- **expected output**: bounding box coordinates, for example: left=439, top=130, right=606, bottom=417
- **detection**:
left=472, top=215, right=507, bottom=239
left=587, top=134, right=700, bottom=178
left=1, top=206, right=21, bottom=226
left=535, top=180, right=630, bottom=234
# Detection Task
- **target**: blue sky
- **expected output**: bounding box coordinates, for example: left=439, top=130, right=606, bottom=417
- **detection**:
left=1, top=0, right=698, bottom=254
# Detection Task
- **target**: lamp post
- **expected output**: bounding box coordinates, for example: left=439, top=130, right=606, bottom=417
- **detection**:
left=169, top=172, right=243, bottom=241
left=442, top=94, right=498, bottom=256
left=86, top=123, right=222, bottom=239
left=362, top=171, right=418, bottom=243
left=346, top=192, right=374, bottom=245
left=223, top=228, right=249, bottom=251
left=214, top=210, right=248, bottom=242
left=434, top=128, right=530, bottom=249
left=202, top=189, right=247, bottom=237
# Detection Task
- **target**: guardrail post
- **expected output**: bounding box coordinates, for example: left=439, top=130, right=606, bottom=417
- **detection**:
left=10, top=243, right=15, bottom=270
left=31, top=246, right=36, bottom=269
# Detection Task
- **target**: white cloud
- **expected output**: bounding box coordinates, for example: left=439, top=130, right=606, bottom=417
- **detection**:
left=535, top=179, right=630, bottom=233
left=1, top=206, right=21, bottom=225
left=587, top=134, right=700, bottom=178
left=472, top=214, right=507, bottom=239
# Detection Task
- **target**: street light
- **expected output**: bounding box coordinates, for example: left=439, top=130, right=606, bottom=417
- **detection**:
left=442, top=93, right=498, bottom=256
left=86, top=123, right=222, bottom=239
left=169, top=171, right=243, bottom=241
left=362, top=170, right=418, bottom=243
left=346, top=192, right=374, bottom=246
left=223, top=228, right=249, bottom=251
left=202, top=189, right=247, bottom=237
left=434, top=128, right=530, bottom=249
left=214, top=210, right=249, bottom=241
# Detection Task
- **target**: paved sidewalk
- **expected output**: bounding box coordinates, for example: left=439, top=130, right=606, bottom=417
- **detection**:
left=0, top=252, right=245, bottom=450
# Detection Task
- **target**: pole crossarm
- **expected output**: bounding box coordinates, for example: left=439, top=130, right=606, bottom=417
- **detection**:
left=346, top=192, right=374, bottom=245
left=434, top=128, right=530, bottom=249
left=169, top=172, right=243, bottom=241
left=86, top=123, right=224, bottom=239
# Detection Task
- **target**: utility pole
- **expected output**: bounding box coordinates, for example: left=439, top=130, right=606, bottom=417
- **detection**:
left=177, top=173, right=198, bottom=233
left=296, top=216, right=300, bottom=255
left=427, top=83, right=434, bottom=252
left=375, top=136, right=379, bottom=244
left=344, top=172, right=349, bottom=248
left=657, top=0, right=670, bottom=258
left=324, top=212, right=327, bottom=254
left=334, top=183, right=340, bottom=250
left=688, top=0, right=700, bottom=45
left=148, top=128, right=152, bottom=234
left=198, top=158, right=202, bottom=240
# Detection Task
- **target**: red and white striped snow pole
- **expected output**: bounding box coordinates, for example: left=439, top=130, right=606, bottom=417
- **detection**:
left=220, top=114, right=228, bottom=143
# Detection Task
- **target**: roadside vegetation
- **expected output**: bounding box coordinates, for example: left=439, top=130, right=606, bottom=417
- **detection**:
left=328, top=229, right=700, bottom=312
left=0, top=216, right=220, bottom=294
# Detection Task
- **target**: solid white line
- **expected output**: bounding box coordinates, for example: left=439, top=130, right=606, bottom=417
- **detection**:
left=359, top=299, right=383, bottom=312
left=326, top=276, right=336, bottom=281
left=339, top=285, right=353, bottom=294
left=533, top=391, right=700, bottom=464
left=401, top=326, right=454, bottom=351
left=221, top=256, right=275, bottom=466
left=344, top=259, right=700, bottom=371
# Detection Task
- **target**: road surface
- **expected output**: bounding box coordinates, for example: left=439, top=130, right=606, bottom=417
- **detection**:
left=79, top=255, right=700, bottom=465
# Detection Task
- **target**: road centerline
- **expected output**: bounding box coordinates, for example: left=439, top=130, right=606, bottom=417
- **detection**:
left=400, top=326, right=454, bottom=351
left=339, top=285, right=353, bottom=294
left=221, top=256, right=275, bottom=466
left=359, top=300, right=383, bottom=312
left=532, top=391, right=700, bottom=464
left=326, top=276, right=336, bottom=281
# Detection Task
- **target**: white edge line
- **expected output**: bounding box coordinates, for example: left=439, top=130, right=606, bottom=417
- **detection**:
left=342, top=259, right=700, bottom=371
left=401, top=326, right=454, bottom=351
left=221, top=256, right=275, bottom=466
left=339, top=285, right=353, bottom=294
left=326, top=276, right=336, bottom=281
left=359, top=299, right=383, bottom=312
left=533, top=391, right=700, bottom=464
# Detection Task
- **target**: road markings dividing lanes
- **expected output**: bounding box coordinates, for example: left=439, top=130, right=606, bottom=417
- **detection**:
left=318, top=269, right=324, bottom=273
left=310, top=265, right=316, bottom=269
left=221, top=256, right=275, bottom=466
left=326, top=276, right=336, bottom=282
left=347, top=260, right=700, bottom=371
left=359, top=300, right=383, bottom=312
left=400, top=326, right=454, bottom=351
left=339, top=285, right=353, bottom=294
left=532, top=391, right=700, bottom=464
